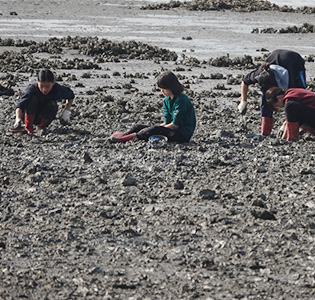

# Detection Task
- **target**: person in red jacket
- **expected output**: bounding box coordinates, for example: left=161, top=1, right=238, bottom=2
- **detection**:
left=266, top=87, right=315, bottom=141
left=10, top=69, right=74, bottom=135
left=238, top=49, right=306, bottom=136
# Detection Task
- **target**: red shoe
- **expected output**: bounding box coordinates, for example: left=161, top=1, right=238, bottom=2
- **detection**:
left=110, top=131, right=125, bottom=139
left=25, top=114, right=35, bottom=134
left=286, top=122, right=299, bottom=141
left=110, top=132, right=136, bottom=143
left=261, top=117, right=274, bottom=136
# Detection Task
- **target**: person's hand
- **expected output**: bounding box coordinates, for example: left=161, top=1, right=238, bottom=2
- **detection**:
left=60, top=109, right=70, bottom=125
left=13, top=119, right=22, bottom=128
left=277, top=122, right=286, bottom=139
left=238, top=101, right=247, bottom=115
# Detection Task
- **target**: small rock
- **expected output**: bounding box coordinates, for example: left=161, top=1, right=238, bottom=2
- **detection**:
left=122, top=177, right=137, bottom=186
left=256, top=166, right=267, bottom=173
left=1, top=177, right=9, bottom=185
left=300, top=169, right=313, bottom=175
left=173, top=180, right=184, bottom=190
left=252, top=199, right=266, bottom=208
left=251, top=209, right=276, bottom=220
left=144, top=205, right=155, bottom=213
left=89, top=267, right=105, bottom=275
left=83, top=152, right=93, bottom=163
left=199, top=189, right=215, bottom=200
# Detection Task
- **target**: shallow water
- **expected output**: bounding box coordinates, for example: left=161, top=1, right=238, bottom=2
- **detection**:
left=138, top=0, right=315, bottom=8
left=269, top=0, right=315, bottom=8
left=0, top=0, right=314, bottom=60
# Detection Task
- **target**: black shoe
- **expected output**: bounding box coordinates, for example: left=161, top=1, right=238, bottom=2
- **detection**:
left=9, top=125, right=27, bottom=134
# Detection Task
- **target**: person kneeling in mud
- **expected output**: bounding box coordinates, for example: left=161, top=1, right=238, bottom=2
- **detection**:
left=266, top=87, right=315, bottom=141
left=10, top=69, right=75, bottom=135
left=110, top=70, right=196, bottom=143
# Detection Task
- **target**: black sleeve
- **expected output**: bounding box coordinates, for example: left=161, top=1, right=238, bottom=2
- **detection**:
left=242, top=66, right=263, bottom=86
left=55, top=83, right=75, bottom=100
left=15, top=83, right=37, bottom=109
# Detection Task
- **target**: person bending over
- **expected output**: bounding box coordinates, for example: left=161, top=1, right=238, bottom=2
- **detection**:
left=238, top=49, right=306, bottom=136
left=266, top=87, right=315, bottom=141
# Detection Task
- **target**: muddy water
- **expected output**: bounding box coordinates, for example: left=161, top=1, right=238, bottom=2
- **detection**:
left=270, top=0, right=315, bottom=7
left=0, top=2, right=315, bottom=60
left=137, top=0, right=315, bottom=6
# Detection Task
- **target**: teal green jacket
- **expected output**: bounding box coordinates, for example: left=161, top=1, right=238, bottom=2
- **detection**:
left=163, top=93, right=196, bottom=142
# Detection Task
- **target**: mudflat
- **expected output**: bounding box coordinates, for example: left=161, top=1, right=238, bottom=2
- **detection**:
left=0, top=1, right=314, bottom=299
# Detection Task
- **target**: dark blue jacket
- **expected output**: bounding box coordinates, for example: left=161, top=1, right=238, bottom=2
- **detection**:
left=16, top=82, right=74, bottom=109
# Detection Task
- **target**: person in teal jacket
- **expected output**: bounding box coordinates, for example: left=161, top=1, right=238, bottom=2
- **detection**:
left=110, top=71, right=196, bottom=143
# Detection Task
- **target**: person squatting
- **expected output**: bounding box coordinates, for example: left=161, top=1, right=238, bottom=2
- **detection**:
left=10, top=69, right=74, bottom=135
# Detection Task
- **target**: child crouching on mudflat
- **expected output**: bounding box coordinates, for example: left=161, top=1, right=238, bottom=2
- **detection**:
left=10, top=69, right=74, bottom=135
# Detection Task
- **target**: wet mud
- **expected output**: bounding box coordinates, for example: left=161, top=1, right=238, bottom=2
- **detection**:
left=0, top=1, right=315, bottom=299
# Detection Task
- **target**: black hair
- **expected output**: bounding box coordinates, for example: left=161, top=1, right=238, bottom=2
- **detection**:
left=157, top=71, right=184, bottom=97
left=37, top=69, right=55, bottom=82
left=257, top=63, right=278, bottom=93
left=265, top=87, right=286, bottom=111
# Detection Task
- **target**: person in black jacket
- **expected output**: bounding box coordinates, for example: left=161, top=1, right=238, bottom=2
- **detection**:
left=238, top=49, right=306, bottom=135
left=10, top=69, right=74, bottom=135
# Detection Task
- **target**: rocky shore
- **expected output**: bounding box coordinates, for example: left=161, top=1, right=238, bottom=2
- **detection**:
left=140, top=0, right=315, bottom=13
left=0, top=0, right=314, bottom=299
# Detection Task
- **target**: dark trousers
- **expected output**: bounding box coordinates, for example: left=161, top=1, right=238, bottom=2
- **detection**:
left=285, top=101, right=315, bottom=128
left=25, top=96, right=58, bottom=125
left=261, top=94, right=273, bottom=118
left=125, top=124, right=186, bottom=143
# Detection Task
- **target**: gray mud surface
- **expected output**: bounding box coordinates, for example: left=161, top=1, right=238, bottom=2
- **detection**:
left=0, top=1, right=315, bottom=299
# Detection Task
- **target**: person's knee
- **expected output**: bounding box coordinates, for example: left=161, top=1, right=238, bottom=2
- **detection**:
left=284, top=101, right=304, bottom=123
left=150, top=125, right=162, bottom=131
left=127, top=124, right=148, bottom=134
left=284, top=101, right=298, bottom=115
left=25, top=96, right=40, bottom=114
left=43, top=102, right=58, bottom=120
left=137, top=125, right=161, bottom=140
